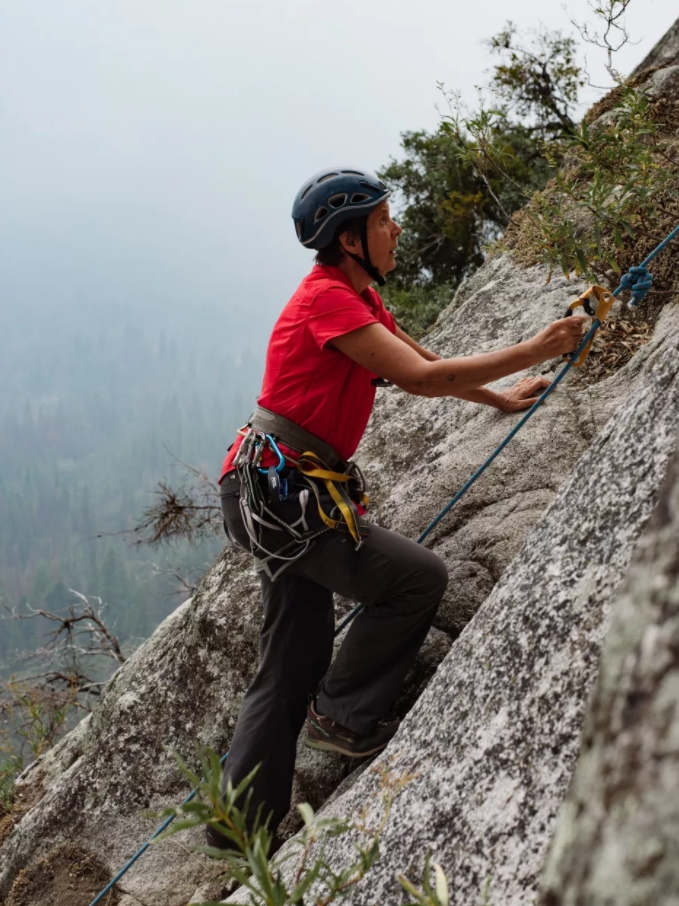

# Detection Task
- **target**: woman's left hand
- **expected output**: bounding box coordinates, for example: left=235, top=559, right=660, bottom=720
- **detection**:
left=498, top=375, right=551, bottom=412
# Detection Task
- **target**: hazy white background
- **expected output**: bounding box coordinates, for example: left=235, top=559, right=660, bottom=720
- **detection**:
left=0, top=2, right=676, bottom=646
left=1, top=0, right=677, bottom=337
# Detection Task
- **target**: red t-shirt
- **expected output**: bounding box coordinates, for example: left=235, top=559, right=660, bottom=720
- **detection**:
left=219, top=265, right=396, bottom=480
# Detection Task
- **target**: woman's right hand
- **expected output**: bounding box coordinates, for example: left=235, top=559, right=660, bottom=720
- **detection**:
left=531, top=316, right=588, bottom=360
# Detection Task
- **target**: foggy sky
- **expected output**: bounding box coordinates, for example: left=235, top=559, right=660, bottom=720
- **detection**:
left=1, top=0, right=677, bottom=345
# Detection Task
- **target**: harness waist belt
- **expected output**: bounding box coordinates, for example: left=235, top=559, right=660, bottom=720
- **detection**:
left=249, top=406, right=346, bottom=471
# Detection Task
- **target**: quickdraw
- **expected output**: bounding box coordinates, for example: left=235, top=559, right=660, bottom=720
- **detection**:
left=232, top=427, right=370, bottom=579
left=563, top=284, right=615, bottom=367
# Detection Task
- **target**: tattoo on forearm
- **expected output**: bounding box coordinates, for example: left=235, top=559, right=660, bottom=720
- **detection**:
left=446, top=374, right=456, bottom=382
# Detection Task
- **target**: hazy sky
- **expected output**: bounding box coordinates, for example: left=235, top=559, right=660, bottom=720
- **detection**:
left=1, top=1, right=677, bottom=341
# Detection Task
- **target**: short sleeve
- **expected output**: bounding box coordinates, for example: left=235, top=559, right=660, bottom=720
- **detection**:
left=367, top=288, right=397, bottom=335
left=307, top=285, right=380, bottom=350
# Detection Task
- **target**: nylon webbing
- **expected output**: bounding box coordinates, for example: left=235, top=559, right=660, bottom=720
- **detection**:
left=250, top=406, right=345, bottom=470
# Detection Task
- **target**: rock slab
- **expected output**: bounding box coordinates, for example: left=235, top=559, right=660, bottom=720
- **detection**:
left=539, top=443, right=679, bottom=906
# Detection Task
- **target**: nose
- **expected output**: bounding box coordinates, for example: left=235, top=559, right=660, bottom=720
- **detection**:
left=394, top=221, right=403, bottom=236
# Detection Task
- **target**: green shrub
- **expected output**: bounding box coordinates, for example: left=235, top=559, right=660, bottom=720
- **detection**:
left=154, top=748, right=450, bottom=906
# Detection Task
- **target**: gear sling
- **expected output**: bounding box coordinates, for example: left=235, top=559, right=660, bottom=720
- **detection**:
left=233, top=405, right=371, bottom=578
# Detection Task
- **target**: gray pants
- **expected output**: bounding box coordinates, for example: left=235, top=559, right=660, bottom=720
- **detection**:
left=219, top=471, right=448, bottom=831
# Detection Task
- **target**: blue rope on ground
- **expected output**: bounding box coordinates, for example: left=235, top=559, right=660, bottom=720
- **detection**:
left=88, top=752, right=229, bottom=906
left=88, top=222, right=678, bottom=906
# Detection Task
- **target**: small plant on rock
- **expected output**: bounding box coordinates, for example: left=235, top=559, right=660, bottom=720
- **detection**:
left=155, top=748, right=423, bottom=906
left=397, top=852, right=450, bottom=905
left=506, top=81, right=679, bottom=281
left=0, top=745, right=22, bottom=818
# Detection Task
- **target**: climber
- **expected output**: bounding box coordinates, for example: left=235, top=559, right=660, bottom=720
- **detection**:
left=211, top=167, right=586, bottom=846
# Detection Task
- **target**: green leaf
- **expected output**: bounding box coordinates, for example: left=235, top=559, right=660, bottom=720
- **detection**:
left=297, top=803, right=314, bottom=826
left=171, top=749, right=201, bottom=788
left=152, top=818, right=203, bottom=841
left=232, top=765, right=261, bottom=804
left=174, top=801, right=209, bottom=815
left=194, top=843, right=244, bottom=860
left=434, top=863, right=449, bottom=906
left=396, top=873, right=426, bottom=903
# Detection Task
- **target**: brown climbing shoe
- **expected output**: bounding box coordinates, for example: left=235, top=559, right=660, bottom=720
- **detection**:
left=305, top=699, right=399, bottom=758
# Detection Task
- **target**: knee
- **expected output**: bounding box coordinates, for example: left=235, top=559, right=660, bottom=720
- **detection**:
left=424, top=552, right=449, bottom=603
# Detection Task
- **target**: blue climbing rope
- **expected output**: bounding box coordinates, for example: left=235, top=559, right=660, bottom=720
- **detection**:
left=89, top=753, right=229, bottom=906
left=417, top=222, right=679, bottom=543
left=88, top=222, right=678, bottom=906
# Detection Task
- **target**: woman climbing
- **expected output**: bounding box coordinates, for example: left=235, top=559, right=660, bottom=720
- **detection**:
left=212, top=167, right=586, bottom=844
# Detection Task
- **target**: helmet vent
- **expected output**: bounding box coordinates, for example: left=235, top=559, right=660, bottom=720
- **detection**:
left=328, top=193, right=347, bottom=208
left=341, top=169, right=364, bottom=175
left=350, top=192, right=370, bottom=204
left=317, top=172, right=340, bottom=184
left=295, top=219, right=304, bottom=239
left=313, top=206, right=328, bottom=222
left=359, top=179, right=380, bottom=192
left=300, top=185, right=313, bottom=200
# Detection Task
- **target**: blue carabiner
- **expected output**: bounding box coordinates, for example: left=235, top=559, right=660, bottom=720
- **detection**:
left=257, top=434, right=286, bottom=474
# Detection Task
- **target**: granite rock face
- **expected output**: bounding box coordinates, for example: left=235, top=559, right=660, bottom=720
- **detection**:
left=538, top=445, right=679, bottom=906
left=0, top=551, right=264, bottom=905
left=2, top=20, right=679, bottom=906
left=3, top=254, right=665, bottom=906
left=231, top=317, right=679, bottom=906
left=632, top=14, right=679, bottom=76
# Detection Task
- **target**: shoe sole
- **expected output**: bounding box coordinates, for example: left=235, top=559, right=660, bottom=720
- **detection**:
left=305, top=737, right=389, bottom=758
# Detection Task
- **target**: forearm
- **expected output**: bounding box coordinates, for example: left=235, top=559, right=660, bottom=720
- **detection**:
left=333, top=319, right=585, bottom=398
left=404, top=341, right=541, bottom=397
left=451, top=386, right=504, bottom=408
left=395, top=325, right=527, bottom=405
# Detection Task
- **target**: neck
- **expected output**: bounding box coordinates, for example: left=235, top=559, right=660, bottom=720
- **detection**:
left=336, top=257, right=374, bottom=295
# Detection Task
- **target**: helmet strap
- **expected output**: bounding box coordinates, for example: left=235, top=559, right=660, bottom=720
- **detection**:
left=345, top=218, right=386, bottom=287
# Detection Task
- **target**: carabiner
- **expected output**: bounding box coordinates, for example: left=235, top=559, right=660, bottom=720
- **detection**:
left=257, top=434, right=286, bottom=475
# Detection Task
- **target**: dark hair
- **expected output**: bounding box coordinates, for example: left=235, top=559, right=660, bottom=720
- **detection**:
left=314, top=217, right=365, bottom=266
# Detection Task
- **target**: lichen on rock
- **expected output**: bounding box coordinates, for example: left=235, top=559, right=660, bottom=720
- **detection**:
left=539, top=442, right=679, bottom=906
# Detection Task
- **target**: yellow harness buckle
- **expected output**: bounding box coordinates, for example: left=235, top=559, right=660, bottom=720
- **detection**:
left=296, top=451, right=368, bottom=548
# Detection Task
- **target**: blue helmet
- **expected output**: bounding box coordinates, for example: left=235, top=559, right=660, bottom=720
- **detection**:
left=292, top=167, right=391, bottom=284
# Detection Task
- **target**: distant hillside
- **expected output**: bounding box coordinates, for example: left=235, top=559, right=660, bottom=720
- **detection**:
left=0, top=296, right=264, bottom=665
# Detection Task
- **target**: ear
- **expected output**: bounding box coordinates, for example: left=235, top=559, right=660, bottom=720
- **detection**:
left=338, top=228, right=361, bottom=255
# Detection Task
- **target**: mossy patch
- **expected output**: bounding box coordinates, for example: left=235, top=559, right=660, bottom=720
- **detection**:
left=583, top=84, right=627, bottom=125
left=6, top=843, right=118, bottom=906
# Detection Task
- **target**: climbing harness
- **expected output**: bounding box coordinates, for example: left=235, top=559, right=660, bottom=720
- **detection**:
left=88, top=223, right=679, bottom=906
left=233, top=407, right=370, bottom=579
